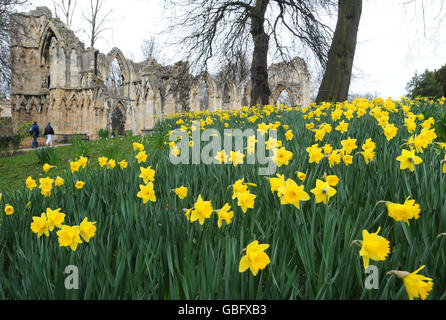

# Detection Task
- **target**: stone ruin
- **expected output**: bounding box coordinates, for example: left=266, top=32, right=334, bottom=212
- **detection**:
left=0, top=97, right=11, bottom=117
left=9, top=6, right=310, bottom=138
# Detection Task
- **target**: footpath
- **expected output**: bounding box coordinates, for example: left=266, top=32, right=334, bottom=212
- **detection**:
left=18, top=144, right=71, bottom=152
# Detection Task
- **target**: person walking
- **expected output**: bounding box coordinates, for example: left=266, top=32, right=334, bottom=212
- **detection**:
left=44, top=122, right=55, bottom=147
left=29, top=121, right=40, bottom=148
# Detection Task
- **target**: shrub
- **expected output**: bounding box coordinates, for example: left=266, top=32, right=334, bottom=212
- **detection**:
left=34, top=147, right=60, bottom=165
left=434, top=64, right=446, bottom=97
left=0, top=131, right=27, bottom=156
left=406, top=69, right=444, bottom=99
left=113, top=128, right=120, bottom=138
left=0, top=135, right=11, bottom=155
left=97, top=128, right=109, bottom=140
left=17, top=122, right=32, bottom=136
left=0, top=117, right=12, bottom=135
left=72, top=134, right=91, bottom=157
left=418, top=100, right=446, bottom=141
left=10, top=134, right=24, bottom=150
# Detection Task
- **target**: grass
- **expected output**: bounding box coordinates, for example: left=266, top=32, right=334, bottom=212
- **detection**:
left=0, top=136, right=144, bottom=193
left=0, top=98, right=446, bottom=299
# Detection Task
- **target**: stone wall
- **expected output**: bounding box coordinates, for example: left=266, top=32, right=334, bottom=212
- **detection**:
left=9, top=6, right=310, bottom=138
left=0, top=98, right=11, bottom=118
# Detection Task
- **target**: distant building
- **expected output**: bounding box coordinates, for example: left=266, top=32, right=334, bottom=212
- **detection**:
left=9, top=6, right=310, bottom=138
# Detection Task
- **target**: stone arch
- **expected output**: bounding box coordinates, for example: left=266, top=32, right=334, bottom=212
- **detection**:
left=189, top=85, right=200, bottom=112
left=135, top=87, right=142, bottom=105
left=77, top=101, right=85, bottom=133
left=154, top=87, right=166, bottom=115
left=29, top=96, right=39, bottom=112
left=267, top=57, right=310, bottom=107
left=133, top=86, right=143, bottom=133
left=165, top=84, right=178, bottom=114
left=78, top=95, right=84, bottom=109
left=110, top=101, right=126, bottom=136
left=17, top=96, right=32, bottom=123
left=61, top=96, right=69, bottom=111
left=30, top=50, right=38, bottom=65
left=139, top=80, right=155, bottom=130
left=222, top=80, right=235, bottom=110
left=277, top=90, right=291, bottom=106
left=28, top=19, right=38, bottom=38
left=39, top=22, right=62, bottom=65
left=197, top=73, right=215, bottom=111
left=48, top=95, right=56, bottom=113
left=271, top=83, right=295, bottom=107
left=68, top=92, right=78, bottom=107
left=18, top=97, right=27, bottom=112
left=68, top=93, right=81, bottom=132
left=59, top=96, right=69, bottom=132
left=143, top=80, right=154, bottom=101
left=199, top=79, right=209, bottom=110
left=25, top=98, right=32, bottom=112
left=40, top=23, right=61, bottom=89
left=106, top=48, right=130, bottom=84
left=84, top=94, right=92, bottom=109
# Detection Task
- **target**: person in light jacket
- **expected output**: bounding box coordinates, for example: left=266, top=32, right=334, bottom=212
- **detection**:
left=44, top=122, right=55, bottom=147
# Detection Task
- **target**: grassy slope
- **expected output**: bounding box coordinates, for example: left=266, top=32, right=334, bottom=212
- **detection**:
left=0, top=137, right=141, bottom=193
left=1, top=102, right=446, bottom=299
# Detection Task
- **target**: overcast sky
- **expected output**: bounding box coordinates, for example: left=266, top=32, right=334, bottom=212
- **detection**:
left=25, top=0, right=446, bottom=99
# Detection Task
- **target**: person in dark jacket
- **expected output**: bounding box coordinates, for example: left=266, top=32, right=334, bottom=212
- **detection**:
left=30, top=121, right=40, bottom=148
left=44, top=122, right=55, bottom=147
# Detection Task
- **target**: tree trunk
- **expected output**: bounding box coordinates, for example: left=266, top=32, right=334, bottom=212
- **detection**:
left=250, top=0, right=270, bottom=106
left=316, top=0, right=362, bottom=104
left=90, top=22, right=95, bottom=48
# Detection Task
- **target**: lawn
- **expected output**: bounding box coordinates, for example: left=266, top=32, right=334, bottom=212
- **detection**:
left=0, top=136, right=145, bottom=193
left=0, top=97, right=446, bottom=300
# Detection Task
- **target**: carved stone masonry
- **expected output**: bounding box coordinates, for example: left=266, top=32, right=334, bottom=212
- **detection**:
left=9, top=6, right=310, bottom=138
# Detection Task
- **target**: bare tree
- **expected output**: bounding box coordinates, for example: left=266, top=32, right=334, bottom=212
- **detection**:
left=0, top=0, right=28, bottom=97
left=316, top=0, right=362, bottom=103
left=82, top=0, right=112, bottom=48
left=402, top=0, right=446, bottom=37
left=215, top=44, right=251, bottom=84
left=316, top=0, right=446, bottom=103
left=165, top=0, right=336, bottom=107
left=141, top=36, right=159, bottom=61
left=53, top=0, right=77, bottom=28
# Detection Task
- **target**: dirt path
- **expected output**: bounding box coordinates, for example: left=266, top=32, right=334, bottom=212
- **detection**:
left=19, top=144, right=71, bottom=152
